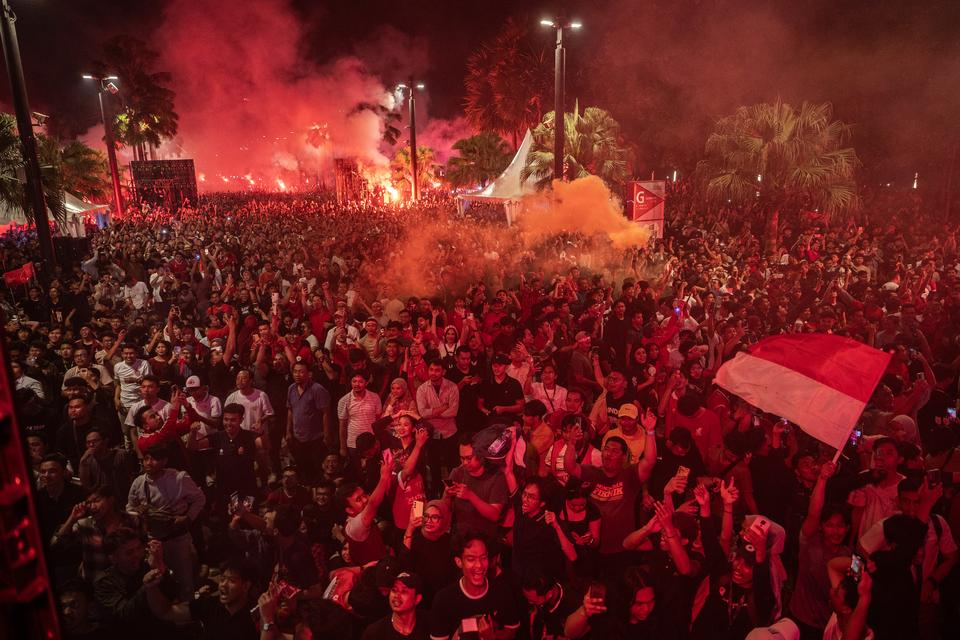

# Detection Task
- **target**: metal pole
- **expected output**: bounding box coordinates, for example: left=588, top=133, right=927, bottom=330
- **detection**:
left=553, top=23, right=565, bottom=183
left=97, top=80, right=124, bottom=217
left=0, top=0, right=55, bottom=269
left=408, top=77, right=419, bottom=202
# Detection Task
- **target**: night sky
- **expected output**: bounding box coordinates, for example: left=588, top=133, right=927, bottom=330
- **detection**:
left=5, top=0, right=960, bottom=182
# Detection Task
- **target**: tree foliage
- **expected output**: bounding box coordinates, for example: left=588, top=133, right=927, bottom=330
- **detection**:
left=445, top=132, right=512, bottom=189
left=351, top=101, right=403, bottom=147
left=391, top=146, right=436, bottom=197
left=0, top=114, right=67, bottom=223
left=522, top=104, right=631, bottom=192
left=58, top=141, right=111, bottom=200
left=95, top=35, right=178, bottom=155
left=464, top=18, right=552, bottom=149
left=696, top=100, right=861, bottom=219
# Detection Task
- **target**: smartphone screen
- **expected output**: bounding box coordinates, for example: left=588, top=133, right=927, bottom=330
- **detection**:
left=850, top=554, right=863, bottom=581
left=588, top=583, right=607, bottom=604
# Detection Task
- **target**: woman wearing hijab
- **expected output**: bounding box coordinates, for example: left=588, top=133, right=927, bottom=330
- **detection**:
left=400, top=499, right=457, bottom=607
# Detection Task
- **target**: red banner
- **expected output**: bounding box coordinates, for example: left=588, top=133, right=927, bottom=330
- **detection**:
left=4, top=262, right=35, bottom=287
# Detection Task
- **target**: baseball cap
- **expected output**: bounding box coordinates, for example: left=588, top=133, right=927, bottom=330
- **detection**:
left=617, top=404, right=639, bottom=420
left=744, top=618, right=800, bottom=640
left=395, top=572, right=423, bottom=593
left=373, top=556, right=401, bottom=588
left=184, top=375, right=202, bottom=389
left=492, top=353, right=511, bottom=365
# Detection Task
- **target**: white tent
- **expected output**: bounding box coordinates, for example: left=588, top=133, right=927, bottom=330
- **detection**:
left=0, top=192, right=109, bottom=237
left=456, top=129, right=538, bottom=226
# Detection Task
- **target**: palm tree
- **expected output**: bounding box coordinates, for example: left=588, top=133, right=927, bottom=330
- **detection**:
left=58, top=141, right=110, bottom=200
left=696, top=100, right=860, bottom=251
left=391, top=146, right=436, bottom=198
left=350, top=102, right=402, bottom=147
left=522, top=104, right=631, bottom=192
left=445, top=132, right=512, bottom=189
left=95, top=35, right=178, bottom=160
left=0, top=114, right=66, bottom=223
left=464, top=18, right=551, bottom=149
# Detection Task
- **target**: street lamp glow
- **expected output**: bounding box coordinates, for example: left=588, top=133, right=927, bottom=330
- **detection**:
left=81, top=74, right=93, bottom=79
left=415, top=83, right=425, bottom=90
left=570, top=22, right=582, bottom=29
left=540, top=19, right=555, bottom=27
left=396, top=83, right=407, bottom=90
left=106, top=75, right=118, bottom=80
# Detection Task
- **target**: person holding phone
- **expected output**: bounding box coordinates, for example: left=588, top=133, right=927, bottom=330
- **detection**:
left=400, top=501, right=456, bottom=608
left=428, top=532, right=521, bottom=640
left=858, top=475, right=957, bottom=631
left=334, top=450, right=393, bottom=566
left=564, top=568, right=675, bottom=640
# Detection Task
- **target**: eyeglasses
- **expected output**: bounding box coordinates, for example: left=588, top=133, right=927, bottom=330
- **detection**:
left=423, top=514, right=442, bottom=522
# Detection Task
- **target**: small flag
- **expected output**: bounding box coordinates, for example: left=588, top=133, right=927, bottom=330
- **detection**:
left=3, top=262, right=35, bottom=287
left=715, top=333, right=891, bottom=450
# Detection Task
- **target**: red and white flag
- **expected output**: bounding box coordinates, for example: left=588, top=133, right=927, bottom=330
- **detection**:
left=3, top=262, right=35, bottom=287
left=715, top=334, right=891, bottom=451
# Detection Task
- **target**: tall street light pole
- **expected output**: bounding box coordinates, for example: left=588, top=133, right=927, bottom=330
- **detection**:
left=0, top=0, right=55, bottom=268
left=397, top=79, right=425, bottom=201
left=83, top=74, right=124, bottom=218
left=541, top=17, right=581, bottom=183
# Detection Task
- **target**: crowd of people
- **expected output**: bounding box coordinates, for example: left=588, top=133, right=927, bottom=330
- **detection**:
left=2, top=182, right=960, bottom=640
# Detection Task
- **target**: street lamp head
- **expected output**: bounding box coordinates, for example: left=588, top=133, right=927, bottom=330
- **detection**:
left=81, top=74, right=94, bottom=79
left=415, top=83, right=425, bottom=90
left=569, top=21, right=583, bottom=29
left=540, top=19, right=555, bottom=27
left=106, top=75, right=119, bottom=81
left=396, top=83, right=408, bottom=90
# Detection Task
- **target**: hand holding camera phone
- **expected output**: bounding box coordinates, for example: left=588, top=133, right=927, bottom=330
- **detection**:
left=850, top=554, right=864, bottom=582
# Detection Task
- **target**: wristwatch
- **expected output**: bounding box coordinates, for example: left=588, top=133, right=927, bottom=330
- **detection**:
left=261, top=621, right=275, bottom=632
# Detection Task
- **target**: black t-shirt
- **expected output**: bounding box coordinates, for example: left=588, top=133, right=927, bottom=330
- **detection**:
left=401, top=530, right=457, bottom=607
left=20, top=297, right=49, bottom=322
left=429, top=578, right=522, bottom=640
left=189, top=596, right=258, bottom=640
left=447, top=365, right=483, bottom=427
left=208, top=429, right=258, bottom=497
left=361, top=616, right=429, bottom=640
left=208, top=359, right=238, bottom=402
left=479, top=376, right=523, bottom=415
left=523, top=584, right=582, bottom=640
left=648, top=447, right=707, bottom=500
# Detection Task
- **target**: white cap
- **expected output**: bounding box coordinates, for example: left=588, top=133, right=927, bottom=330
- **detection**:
left=745, top=619, right=800, bottom=640
left=184, top=375, right=202, bottom=389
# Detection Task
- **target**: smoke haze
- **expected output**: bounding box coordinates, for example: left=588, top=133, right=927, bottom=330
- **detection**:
left=152, top=0, right=469, bottom=189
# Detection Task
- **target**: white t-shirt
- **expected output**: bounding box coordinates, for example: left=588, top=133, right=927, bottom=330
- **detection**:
left=125, top=398, right=172, bottom=437
left=848, top=477, right=904, bottom=538
left=544, top=442, right=602, bottom=486
left=224, top=388, right=274, bottom=433
left=530, top=382, right=568, bottom=415
left=823, top=612, right=874, bottom=640
left=114, top=359, right=153, bottom=407
left=344, top=512, right=371, bottom=542
left=124, top=281, right=150, bottom=309
left=187, top=393, right=223, bottom=451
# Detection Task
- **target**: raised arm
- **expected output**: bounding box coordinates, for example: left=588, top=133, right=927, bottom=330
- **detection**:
left=801, top=461, right=836, bottom=539
left=636, top=409, right=658, bottom=482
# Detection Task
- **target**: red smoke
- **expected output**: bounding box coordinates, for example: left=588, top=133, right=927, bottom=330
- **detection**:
left=153, top=0, right=400, bottom=191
